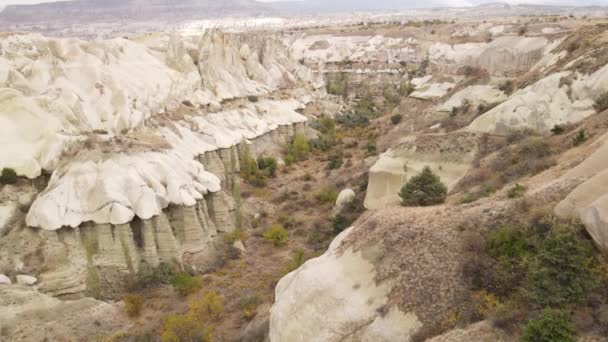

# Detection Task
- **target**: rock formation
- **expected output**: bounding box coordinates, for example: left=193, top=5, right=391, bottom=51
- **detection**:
left=0, top=29, right=322, bottom=298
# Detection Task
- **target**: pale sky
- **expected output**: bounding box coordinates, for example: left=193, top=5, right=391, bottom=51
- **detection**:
left=2, top=0, right=608, bottom=6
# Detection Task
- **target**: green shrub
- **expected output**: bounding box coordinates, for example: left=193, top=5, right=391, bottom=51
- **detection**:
left=124, top=293, right=144, bottom=317
left=498, top=80, right=514, bottom=95
left=284, top=154, right=295, bottom=166
left=521, top=310, right=575, bottom=342
left=128, top=263, right=174, bottom=291
left=525, top=230, right=597, bottom=306
left=487, top=226, right=529, bottom=259
left=161, top=313, right=210, bottom=342
left=399, top=166, right=447, bottom=206
left=247, top=95, right=259, bottom=103
left=383, top=86, right=401, bottom=105
left=551, top=124, right=565, bottom=135
left=257, top=156, right=277, bottom=177
left=291, top=134, right=310, bottom=161
left=507, top=184, right=527, bottom=198
left=314, top=187, right=338, bottom=205
left=328, top=154, right=343, bottom=170
left=240, top=147, right=266, bottom=187
left=239, top=289, right=261, bottom=321
left=191, top=291, right=223, bottom=320
left=172, top=272, right=202, bottom=297
left=366, top=142, right=376, bottom=154
left=398, top=80, right=415, bottom=97
left=461, top=193, right=478, bottom=204
left=593, top=91, right=608, bottom=112
left=0, top=168, right=17, bottom=185
left=572, top=129, right=587, bottom=146
left=326, top=72, right=349, bottom=98
left=284, top=248, right=306, bottom=274
left=391, top=114, right=403, bottom=125
left=318, top=116, right=336, bottom=133
left=263, top=224, right=288, bottom=247
left=332, top=214, right=349, bottom=234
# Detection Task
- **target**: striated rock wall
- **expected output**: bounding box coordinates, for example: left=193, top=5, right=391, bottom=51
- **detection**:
left=22, top=123, right=303, bottom=298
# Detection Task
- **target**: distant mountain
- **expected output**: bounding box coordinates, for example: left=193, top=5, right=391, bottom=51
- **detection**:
left=1, top=0, right=606, bottom=30
left=0, top=0, right=272, bottom=24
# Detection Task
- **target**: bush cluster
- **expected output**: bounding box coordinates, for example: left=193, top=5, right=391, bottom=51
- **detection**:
left=466, top=215, right=602, bottom=339
left=399, top=166, right=447, bottom=206
left=521, top=310, right=575, bottom=342
left=0, top=168, right=17, bottom=185
left=391, top=114, right=403, bottom=125
left=172, top=272, right=202, bottom=297
left=326, top=72, right=349, bottom=98
left=263, top=224, right=288, bottom=247
left=124, top=293, right=144, bottom=317
left=593, top=92, right=608, bottom=112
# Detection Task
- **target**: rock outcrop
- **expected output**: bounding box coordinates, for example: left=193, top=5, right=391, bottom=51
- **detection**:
left=364, top=133, right=479, bottom=210
left=270, top=201, right=512, bottom=341
left=554, top=132, right=608, bottom=252
left=0, top=30, right=319, bottom=298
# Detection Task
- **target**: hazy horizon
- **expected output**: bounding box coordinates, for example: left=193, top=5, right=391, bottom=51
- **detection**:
left=2, top=0, right=608, bottom=7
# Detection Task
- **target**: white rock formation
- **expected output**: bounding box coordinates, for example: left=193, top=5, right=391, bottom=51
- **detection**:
left=0, top=285, right=124, bottom=341
left=555, top=132, right=608, bottom=251
left=0, top=202, right=20, bottom=237
left=0, top=29, right=319, bottom=297
left=429, top=36, right=550, bottom=76
left=334, top=189, right=355, bottom=210
left=468, top=65, right=608, bottom=133
left=289, top=34, right=419, bottom=66
left=270, top=227, right=422, bottom=342
left=0, top=274, right=11, bottom=284
left=436, top=85, right=507, bottom=112
left=16, top=275, right=37, bottom=286
left=364, top=133, right=478, bottom=210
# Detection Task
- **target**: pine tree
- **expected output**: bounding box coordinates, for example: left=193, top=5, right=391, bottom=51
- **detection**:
left=399, top=166, right=447, bottom=206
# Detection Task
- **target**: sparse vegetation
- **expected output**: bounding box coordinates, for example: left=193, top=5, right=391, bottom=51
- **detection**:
left=398, top=79, right=415, bottom=97
left=314, top=187, right=338, bottom=205
left=161, top=313, right=213, bottom=342
left=551, top=124, right=565, bottom=135
left=525, top=230, right=597, bottom=306
left=498, top=80, right=515, bottom=95
left=0, top=168, right=17, bottom=185
left=507, top=184, right=527, bottom=199
left=521, top=310, right=575, bottom=342
left=331, top=214, right=348, bottom=234
left=326, top=72, right=349, bottom=98
left=191, top=291, right=223, bottom=320
left=399, top=166, right=447, bottom=206
left=247, top=95, right=259, bottom=103
left=593, top=92, right=608, bottom=112
left=465, top=210, right=605, bottom=340
left=289, top=134, right=310, bottom=161
left=256, top=156, right=277, bottom=177
left=172, top=272, right=202, bottom=297
left=239, top=290, right=261, bottom=321
left=391, top=114, right=403, bottom=125
left=327, top=153, right=343, bottom=170
left=263, top=224, right=288, bottom=247
left=572, top=129, right=587, bottom=146
left=124, top=293, right=144, bottom=317
left=128, top=262, right=174, bottom=291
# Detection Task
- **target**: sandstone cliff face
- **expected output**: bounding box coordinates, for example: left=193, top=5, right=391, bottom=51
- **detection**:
left=0, top=30, right=317, bottom=298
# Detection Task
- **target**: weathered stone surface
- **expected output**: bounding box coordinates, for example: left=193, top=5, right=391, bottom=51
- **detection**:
left=428, top=321, right=514, bottom=342
left=16, top=275, right=37, bottom=286
left=334, top=189, right=355, bottom=211
left=270, top=227, right=422, bottom=342
left=0, top=274, right=11, bottom=284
